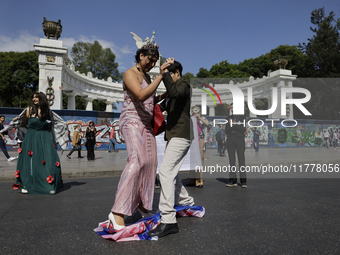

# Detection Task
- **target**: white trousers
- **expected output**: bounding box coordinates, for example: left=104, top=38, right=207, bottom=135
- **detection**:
left=159, top=138, right=194, bottom=223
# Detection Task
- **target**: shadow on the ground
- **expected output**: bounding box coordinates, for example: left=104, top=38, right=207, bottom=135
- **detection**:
left=59, top=181, right=87, bottom=192
left=216, top=178, right=229, bottom=184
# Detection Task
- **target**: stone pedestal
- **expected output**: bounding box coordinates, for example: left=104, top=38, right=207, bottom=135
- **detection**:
left=34, top=38, right=68, bottom=110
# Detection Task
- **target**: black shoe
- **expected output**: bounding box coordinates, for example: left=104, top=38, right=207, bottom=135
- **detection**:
left=67, top=155, right=71, bottom=159
left=114, top=150, right=119, bottom=153
left=226, top=182, right=237, bottom=187
left=147, top=223, right=179, bottom=238
left=108, top=151, right=112, bottom=153
left=78, top=156, right=84, bottom=158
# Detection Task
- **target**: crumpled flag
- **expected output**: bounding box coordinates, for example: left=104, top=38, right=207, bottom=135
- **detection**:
left=94, top=205, right=205, bottom=242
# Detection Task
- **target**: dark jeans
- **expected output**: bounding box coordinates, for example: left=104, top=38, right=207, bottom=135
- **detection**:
left=226, top=135, right=246, bottom=184
left=253, top=139, right=260, bottom=152
left=0, top=139, right=10, bottom=159
left=218, top=140, right=225, bottom=155
left=68, top=144, right=81, bottom=158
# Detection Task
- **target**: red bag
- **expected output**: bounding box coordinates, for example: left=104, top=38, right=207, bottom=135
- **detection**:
left=153, top=104, right=166, bottom=136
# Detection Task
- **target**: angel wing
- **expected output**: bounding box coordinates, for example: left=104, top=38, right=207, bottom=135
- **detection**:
left=130, top=32, right=145, bottom=49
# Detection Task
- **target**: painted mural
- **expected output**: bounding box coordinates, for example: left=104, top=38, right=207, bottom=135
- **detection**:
left=1, top=109, right=340, bottom=151
left=0, top=110, right=126, bottom=151
left=65, top=119, right=125, bottom=150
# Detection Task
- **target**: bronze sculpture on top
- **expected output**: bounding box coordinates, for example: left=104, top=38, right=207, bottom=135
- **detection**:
left=42, top=17, right=62, bottom=40
left=272, top=55, right=288, bottom=70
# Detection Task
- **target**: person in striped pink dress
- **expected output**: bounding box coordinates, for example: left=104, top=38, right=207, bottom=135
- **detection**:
left=108, top=45, right=170, bottom=230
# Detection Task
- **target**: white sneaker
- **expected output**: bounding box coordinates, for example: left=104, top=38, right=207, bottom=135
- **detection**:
left=21, top=188, right=28, bottom=194
left=7, top=157, right=16, bottom=162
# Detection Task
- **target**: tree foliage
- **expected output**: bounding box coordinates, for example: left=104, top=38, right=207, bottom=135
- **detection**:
left=183, top=72, right=195, bottom=82
left=196, top=45, right=305, bottom=79
left=298, top=7, right=340, bottom=78
left=70, top=40, right=122, bottom=81
left=0, top=51, right=39, bottom=108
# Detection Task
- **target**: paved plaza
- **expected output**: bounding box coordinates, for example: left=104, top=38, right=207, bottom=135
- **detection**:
left=0, top=147, right=340, bottom=254
left=1, top=147, right=340, bottom=181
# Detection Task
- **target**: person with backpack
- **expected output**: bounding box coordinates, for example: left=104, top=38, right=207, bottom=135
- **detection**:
left=67, top=125, right=83, bottom=159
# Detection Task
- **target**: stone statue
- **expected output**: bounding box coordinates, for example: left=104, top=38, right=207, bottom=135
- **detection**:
left=130, top=31, right=157, bottom=49
left=42, top=17, right=62, bottom=40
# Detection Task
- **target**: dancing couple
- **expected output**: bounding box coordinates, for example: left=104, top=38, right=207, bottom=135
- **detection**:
left=106, top=45, right=199, bottom=238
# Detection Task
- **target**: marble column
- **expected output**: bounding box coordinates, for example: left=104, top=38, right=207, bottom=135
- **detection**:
left=208, top=105, right=216, bottom=117
left=84, top=96, right=96, bottom=111
left=64, top=92, right=77, bottom=110
left=105, top=100, right=116, bottom=112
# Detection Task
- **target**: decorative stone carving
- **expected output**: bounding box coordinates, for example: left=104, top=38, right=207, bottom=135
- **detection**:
left=46, top=76, right=55, bottom=106
left=47, top=56, right=55, bottom=63
left=130, top=31, right=157, bottom=49
left=42, top=17, right=62, bottom=40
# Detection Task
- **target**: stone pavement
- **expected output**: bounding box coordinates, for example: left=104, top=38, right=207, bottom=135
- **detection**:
left=0, top=147, right=340, bottom=254
left=1, top=147, right=339, bottom=181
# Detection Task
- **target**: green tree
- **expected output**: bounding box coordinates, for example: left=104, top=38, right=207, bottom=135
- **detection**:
left=0, top=51, right=39, bottom=108
left=70, top=40, right=122, bottom=81
left=75, top=96, right=86, bottom=110
left=298, top=7, right=340, bottom=78
left=183, top=72, right=195, bottom=81
left=199, top=45, right=304, bottom=79
left=293, top=8, right=340, bottom=120
left=196, top=67, right=210, bottom=78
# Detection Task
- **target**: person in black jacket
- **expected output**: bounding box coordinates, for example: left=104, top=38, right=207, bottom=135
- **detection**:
left=148, top=58, right=195, bottom=238
left=225, top=114, right=247, bottom=188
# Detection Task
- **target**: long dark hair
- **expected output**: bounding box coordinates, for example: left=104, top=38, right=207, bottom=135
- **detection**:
left=29, top=92, right=50, bottom=120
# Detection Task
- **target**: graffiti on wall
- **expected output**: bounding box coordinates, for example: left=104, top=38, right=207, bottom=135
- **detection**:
left=1, top=111, right=340, bottom=150
left=65, top=120, right=125, bottom=150
left=0, top=115, right=126, bottom=150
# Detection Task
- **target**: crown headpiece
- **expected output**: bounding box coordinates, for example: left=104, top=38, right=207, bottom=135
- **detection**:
left=142, top=41, right=159, bottom=50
